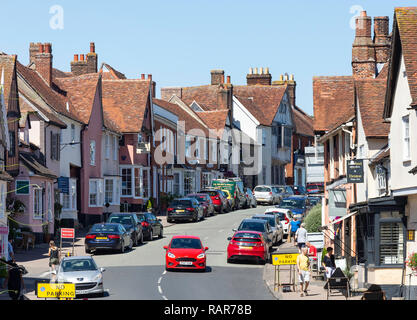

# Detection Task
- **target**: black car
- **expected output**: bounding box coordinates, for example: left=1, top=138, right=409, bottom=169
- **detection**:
left=107, top=213, right=144, bottom=246
left=136, top=213, right=164, bottom=241
left=85, top=223, right=132, bottom=254
left=186, top=193, right=216, bottom=217
left=234, top=218, right=274, bottom=251
left=167, top=198, right=204, bottom=223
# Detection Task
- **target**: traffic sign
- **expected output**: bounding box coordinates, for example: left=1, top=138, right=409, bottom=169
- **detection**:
left=61, top=228, right=75, bottom=239
left=37, top=283, right=75, bottom=299
left=272, top=253, right=299, bottom=266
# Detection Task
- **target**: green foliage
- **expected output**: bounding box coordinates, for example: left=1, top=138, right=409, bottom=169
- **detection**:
left=0, top=259, right=7, bottom=278
left=321, top=247, right=327, bottom=263
left=304, top=204, right=322, bottom=233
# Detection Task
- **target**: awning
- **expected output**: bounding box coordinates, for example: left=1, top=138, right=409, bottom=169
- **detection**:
left=322, top=210, right=358, bottom=229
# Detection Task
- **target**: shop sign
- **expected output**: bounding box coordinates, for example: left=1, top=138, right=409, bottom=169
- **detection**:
left=347, top=159, right=364, bottom=183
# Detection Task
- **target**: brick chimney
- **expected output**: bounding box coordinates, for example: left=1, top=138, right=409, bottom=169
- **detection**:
left=247, top=67, right=272, bottom=86
left=211, top=70, right=224, bottom=85
left=86, top=42, right=98, bottom=73
left=29, top=42, right=41, bottom=64
left=373, top=16, right=390, bottom=64
left=161, top=87, right=182, bottom=101
left=34, top=43, right=53, bottom=87
left=352, top=11, right=376, bottom=78
left=148, top=74, right=156, bottom=98
left=71, top=53, right=88, bottom=76
left=272, top=73, right=296, bottom=107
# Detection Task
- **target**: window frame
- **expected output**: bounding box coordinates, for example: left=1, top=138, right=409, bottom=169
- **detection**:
left=402, top=115, right=410, bottom=161
left=33, top=187, right=43, bottom=220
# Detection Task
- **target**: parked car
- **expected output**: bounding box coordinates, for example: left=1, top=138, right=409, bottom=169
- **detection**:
left=234, top=218, right=274, bottom=251
left=85, top=223, right=132, bottom=254
left=264, top=208, right=293, bottom=237
left=107, top=212, right=143, bottom=246
left=272, top=185, right=294, bottom=199
left=167, top=198, right=204, bottom=223
left=187, top=193, right=215, bottom=217
left=252, top=214, right=284, bottom=245
left=290, top=185, right=308, bottom=195
left=136, top=212, right=164, bottom=241
left=164, top=236, right=208, bottom=271
left=211, top=179, right=246, bottom=210
left=278, top=196, right=309, bottom=219
left=308, top=195, right=322, bottom=207
left=244, top=187, right=257, bottom=208
left=200, top=189, right=229, bottom=213
left=219, top=190, right=233, bottom=212
left=253, top=185, right=280, bottom=205
left=56, top=256, right=105, bottom=297
left=227, top=231, right=269, bottom=265
left=306, top=183, right=324, bottom=194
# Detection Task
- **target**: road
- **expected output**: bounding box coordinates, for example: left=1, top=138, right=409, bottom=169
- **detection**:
left=87, top=206, right=278, bottom=300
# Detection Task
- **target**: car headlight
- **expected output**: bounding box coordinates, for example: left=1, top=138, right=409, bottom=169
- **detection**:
left=93, top=273, right=103, bottom=281
left=167, top=252, right=175, bottom=259
left=197, top=253, right=205, bottom=259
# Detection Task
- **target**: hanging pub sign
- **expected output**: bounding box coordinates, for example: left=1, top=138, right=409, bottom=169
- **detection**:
left=347, top=159, right=364, bottom=183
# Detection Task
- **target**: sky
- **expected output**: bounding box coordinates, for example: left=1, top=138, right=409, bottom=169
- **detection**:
left=1, top=0, right=415, bottom=116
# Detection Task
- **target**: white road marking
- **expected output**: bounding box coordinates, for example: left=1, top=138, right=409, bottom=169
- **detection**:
left=158, top=286, right=163, bottom=294
left=158, top=277, right=162, bottom=284
left=163, top=271, right=167, bottom=275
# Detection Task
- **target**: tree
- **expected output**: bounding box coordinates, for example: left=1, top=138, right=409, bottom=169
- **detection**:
left=304, top=204, right=322, bottom=233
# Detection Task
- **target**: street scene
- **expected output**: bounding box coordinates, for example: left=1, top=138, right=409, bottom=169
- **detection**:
left=1, top=1, right=417, bottom=305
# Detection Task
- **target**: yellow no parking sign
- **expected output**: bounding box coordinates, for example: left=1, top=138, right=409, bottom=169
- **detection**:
left=272, top=253, right=299, bottom=266
left=37, top=283, right=75, bottom=299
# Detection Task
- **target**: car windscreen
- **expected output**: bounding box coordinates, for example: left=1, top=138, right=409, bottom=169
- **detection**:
left=170, top=238, right=202, bottom=249
left=108, top=216, right=133, bottom=226
left=254, top=187, right=271, bottom=192
left=91, top=224, right=119, bottom=233
left=61, top=259, right=97, bottom=272
left=253, top=216, right=275, bottom=227
left=170, top=200, right=193, bottom=206
left=238, top=221, right=266, bottom=232
left=267, top=211, right=287, bottom=221
left=280, top=199, right=305, bottom=209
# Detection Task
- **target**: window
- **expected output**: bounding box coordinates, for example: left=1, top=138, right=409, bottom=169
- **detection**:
left=210, top=140, right=217, bottom=163
left=184, top=171, right=195, bottom=195
left=284, top=127, right=292, bottom=148
left=62, top=178, right=77, bottom=211
left=33, top=188, right=43, bottom=219
left=105, top=134, right=110, bottom=159
left=121, top=168, right=132, bottom=196
left=142, top=169, right=150, bottom=198
left=113, top=136, right=118, bottom=161
left=202, top=172, right=211, bottom=189
left=90, top=140, right=96, bottom=166
left=89, top=179, right=103, bottom=207
left=402, top=115, right=410, bottom=160
left=71, top=124, right=75, bottom=143
left=185, top=136, right=192, bottom=158
left=277, top=126, right=282, bottom=148
left=50, top=132, right=60, bottom=160
left=134, top=168, right=141, bottom=197
left=173, top=173, right=181, bottom=196
left=379, top=221, right=404, bottom=265
left=8, top=131, right=15, bottom=157
left=16, top=180, right=30, bottom=195
left=105, top=179, right=113, bottom=204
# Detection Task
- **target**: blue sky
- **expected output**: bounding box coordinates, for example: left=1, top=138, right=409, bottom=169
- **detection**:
left=1, top=1, right=415, bottom=116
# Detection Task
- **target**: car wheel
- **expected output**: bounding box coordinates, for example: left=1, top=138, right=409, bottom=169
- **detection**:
left=148, top=229, right=153, bottom=241
left=120, top=241, right=125, bottom=253
left=159, top=227, right=163, bottom=239
left=227, top=258, right=233, bottom=264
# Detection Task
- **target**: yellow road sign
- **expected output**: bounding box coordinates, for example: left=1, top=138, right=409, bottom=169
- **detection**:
left=272, top=253, right=299, bottom=265
left=37, top=283, right=75, bottom=299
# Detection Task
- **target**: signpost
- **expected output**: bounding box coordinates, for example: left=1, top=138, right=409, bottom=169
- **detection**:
left=347, top=159, right=364, bottom=183
left=60, top=228, right=75, bottom=258
left=271, top=253, right=299, bottom=292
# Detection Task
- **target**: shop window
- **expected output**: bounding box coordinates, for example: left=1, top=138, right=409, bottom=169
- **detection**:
left=380, top=221, right=404, bottom=265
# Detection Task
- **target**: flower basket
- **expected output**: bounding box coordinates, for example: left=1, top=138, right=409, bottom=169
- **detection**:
left=406, top=252, right=417, bottom=274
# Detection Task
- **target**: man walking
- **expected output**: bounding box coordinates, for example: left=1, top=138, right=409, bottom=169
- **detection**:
left=296, top=246, right=311, bottom=297
left=289, top=217, right=301, bottom=245
left=295, top=223, right=308, bottom=252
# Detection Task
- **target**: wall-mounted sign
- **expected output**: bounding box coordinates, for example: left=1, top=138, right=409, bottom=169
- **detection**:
left=347, top=159, right=364, bottom=183
left=57, top=177, right=70, bottom=194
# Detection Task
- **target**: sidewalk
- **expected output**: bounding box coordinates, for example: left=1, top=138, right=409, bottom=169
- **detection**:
left=0, top=217, right=175, bottom=300
left=263, top=241, right=362, bottom=300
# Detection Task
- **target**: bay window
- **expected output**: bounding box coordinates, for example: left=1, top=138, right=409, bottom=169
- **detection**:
left=33, top=187, right=43, bottom=219
left=120, top=167, right=150, bottom=199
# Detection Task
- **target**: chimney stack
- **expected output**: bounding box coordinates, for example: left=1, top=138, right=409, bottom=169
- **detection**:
left=34, top=42, right=53, bottom=87
left=148, top=74, right=155, bottom=98
left=246, top=67, right=272, bottom=86
left=211, top=70, right=224, bottom=85
left=227, top=76, right=231, bottom=84
left=352, top=11, right=376, bottom=78
left=87, top=42, right=98, bottom=73
left=141, top=74, right=145, bottom=80
left=71, top=53, right=88, bottom=76
left=272, top=73, right=296, bottom=107
left=373, top=16, right=390, bottom=64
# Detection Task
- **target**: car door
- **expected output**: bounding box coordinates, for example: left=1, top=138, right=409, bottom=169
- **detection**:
left=119, top=225, right=128, bottom=245
left=150, top=214, right=161, bottom=234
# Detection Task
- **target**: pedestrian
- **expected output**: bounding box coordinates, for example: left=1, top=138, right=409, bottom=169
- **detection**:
left=3, top=261, right=25, bottom=300
left=7, top=237, right=14, bottom=263
left=322, top=247, right=336, bottom=279
left=289, top=217, right=301, bottom=245
left=306, top=241, right=318, bottom=272
left=48, top=241, right=60, bottom=273
left=295, top=223, right=308, bottom=252
left=296, top=246, right=311, bottom=297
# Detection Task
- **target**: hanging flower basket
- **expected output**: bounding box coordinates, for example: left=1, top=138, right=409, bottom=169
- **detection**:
left=406, top=252, right=417, bottom=274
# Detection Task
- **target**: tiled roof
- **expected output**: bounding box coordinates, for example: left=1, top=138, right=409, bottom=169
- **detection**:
left=370, top=145, right=390, bottom=165
left=196, top=110, right=230, bottom=138
left=19, top=152, right=58, bottom=179
left=355, top=79, right=389, bottom=138
left=0, top=53, right=17, bottom=110
left=313, top=76, right=355, bottom=132
left=153, top=98, right=209, bottom=137
left=102, top=64, right=127, bottom=80
left=102, top=79, right=150, bottom=133
left=180, top=85, right=222, bottom=111
left=292, top=106, right=314, bottom=137
left=233, top=85, right=287, bottom=126
left=16, top=61, right=78, bottom=122
left=395, top=7, right=417, bottom=106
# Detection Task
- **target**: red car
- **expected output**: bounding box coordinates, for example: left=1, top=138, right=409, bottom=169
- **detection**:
left=200, top=189, right=229, bottom=213
left=227, top=231, right=269, bottom=264
left=164, top=236, right=208, bottom=271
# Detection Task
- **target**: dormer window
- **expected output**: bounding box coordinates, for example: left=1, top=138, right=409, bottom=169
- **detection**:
left=90, top=140, right=96, bottom=166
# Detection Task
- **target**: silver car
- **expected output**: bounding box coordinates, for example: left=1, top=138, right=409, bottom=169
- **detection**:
left=56, top=256, right=105, bottom=297
left=252, top=214, right=284, bottom=245
left=253, top=185, right=280, bottom=205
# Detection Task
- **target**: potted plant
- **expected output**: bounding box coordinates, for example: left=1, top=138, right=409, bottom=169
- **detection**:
left=406, top=252, right=417, bottom=275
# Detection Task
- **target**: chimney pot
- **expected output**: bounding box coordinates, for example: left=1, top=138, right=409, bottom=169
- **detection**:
left=74, top=54, right=79, bottom=62
left=90, top=42, right=95, bottom=53
left=44, top=43, right=52, bottom=54
left=221, top=74, right=225, bottom=84
left=259, top=67, right=263, bottom=75
left=80, top=54, right=85, bottom=61
left=148, top=74, right=152, bottom=81
left=249, top=67, right=253, bottom=75
left=39, top=44, right=44, bottom=53
left=290, top=74, right=294, bottom=81
left=254, top=67, right=258, bottom=74
left=360, top=11, right=367, bottom=17
left=265, top=67, right=269, bottom=74
left=227, top=75, right=231, bottom=84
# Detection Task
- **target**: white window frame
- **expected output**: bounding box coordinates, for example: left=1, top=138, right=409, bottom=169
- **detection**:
left=402, top=115, right=410, bottom=161
left=329, top=138, right=334, bottom=180
left=113, top=136, right=118, bottom=161
left=104, top=177, right=120, bottom=206
left=61, top=178, right=77, bottom=211
left=90, top=140, right=96, bottom=166
left=33, top=187, right=43, bottom=220
left=89, top=179, right=103, bottom=207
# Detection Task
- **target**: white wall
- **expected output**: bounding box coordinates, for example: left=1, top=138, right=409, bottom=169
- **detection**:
left=59, top=118, right=82, bottom=177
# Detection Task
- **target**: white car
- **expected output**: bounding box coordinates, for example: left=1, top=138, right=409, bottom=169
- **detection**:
left=264, top=208, right=293, bottom=236
left=253, top=185, right=280, bottom=205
